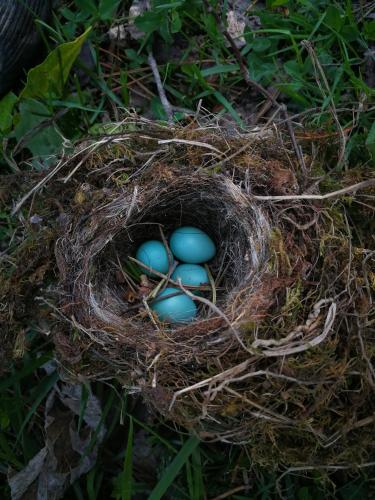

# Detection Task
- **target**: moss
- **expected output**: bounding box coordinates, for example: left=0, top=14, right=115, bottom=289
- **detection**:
left=1, top=116, right=374, bottom=467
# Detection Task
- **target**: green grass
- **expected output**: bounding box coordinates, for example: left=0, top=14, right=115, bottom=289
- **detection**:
left=0, top=0, right=374, bottom=498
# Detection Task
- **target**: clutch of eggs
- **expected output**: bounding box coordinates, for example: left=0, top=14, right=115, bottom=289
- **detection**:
left=135, top=226, right=216, bottom=323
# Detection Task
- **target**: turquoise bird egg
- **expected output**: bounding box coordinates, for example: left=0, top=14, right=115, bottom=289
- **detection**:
left=169, top=226, right=216, bottom=264
left=171, top=264, right=209, bottom=294
left=151, top=287, right=197, bottom=323
left=135, top=240, right=169, bottom=277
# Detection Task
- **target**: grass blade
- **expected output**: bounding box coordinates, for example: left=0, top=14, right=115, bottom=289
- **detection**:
left=121, top=416, right=133, bottom=500
left=149, top=436, right=200, bottom=500
left=16, top=370, right=59, bottom=443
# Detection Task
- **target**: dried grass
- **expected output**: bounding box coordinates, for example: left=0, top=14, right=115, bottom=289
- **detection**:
left=1, top=113, right=374, bottom=466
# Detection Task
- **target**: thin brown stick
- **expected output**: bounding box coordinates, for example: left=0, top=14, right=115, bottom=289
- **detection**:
left=148, top=52, right=174, bottom=125
left=211, top=485, right=248, bottom=500
left=251, top=179, right=375, bottom=201
left=128, top=256, right=211, bottom=292
left=301, top=40, right=346, bottom=169
left=203, top=0, right=308, bottom=176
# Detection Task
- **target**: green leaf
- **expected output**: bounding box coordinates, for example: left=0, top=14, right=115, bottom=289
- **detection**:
left=247, top=54, right=275, bottom=84
left=365, top=121, right=375, bottom=161
left=201, top=64, right=239, bottom=77
left=276, top=82, right=310, bottom=106
left=99, top=0, right=121, bottom=20
left=13, top=100, right=64, bottom=162
left=151, top=96, right=168, bottom=121
left=202, top=13, right=220, bottom=40
left=267, top=0, right=289, bottom=7
left=134, top=11, right=164, bottom=34
left=324, top=6, right=344, bottom=32
left=284, top=60, right=303, bottom=80
left=251, top=37, right=272, bottom=52
left=297, top=486, right=313, bottom=500
left=364, top=21, right=375, bottom=41
left=121, top=416, right=134, bottom=500
left=213, top=91, right=244, bottom=128
left=75, top=0, right=97, bottom=16
left=159, top=15, right=172, bottom=43
left=171, top=11, right=182, bottom=33
left=20, top=27, right=92, bottom=100
left=16, top=370, right=59, bottom=443
left=0, top=352, right=52, bottom=392
left=0, top=92, right=17, bottom=133
left=149, top=436, right=200, bottom=500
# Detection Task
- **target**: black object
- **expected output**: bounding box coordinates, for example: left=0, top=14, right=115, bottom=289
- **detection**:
left=0, top=0, right=51, bottom=96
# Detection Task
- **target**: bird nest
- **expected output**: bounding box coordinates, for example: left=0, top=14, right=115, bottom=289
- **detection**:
left=2, top=115, right=375, bottom=467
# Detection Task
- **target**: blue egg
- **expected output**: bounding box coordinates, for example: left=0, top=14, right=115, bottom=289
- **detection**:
left=170, top=226, right=216, bottom=264
left=151, top=287, right=197, bottom=323
left=136, top=240, right=169, bottom=277
left=171, top=264, right=209, bottom=294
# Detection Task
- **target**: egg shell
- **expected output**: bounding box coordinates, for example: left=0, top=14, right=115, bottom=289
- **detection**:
left=151, top=287, right=197, bottom=323
left=169, top=226, right=216, bottom=264
left=136, top=240, right=169, bottom=277
left=171, top=264, right=209, bottom=294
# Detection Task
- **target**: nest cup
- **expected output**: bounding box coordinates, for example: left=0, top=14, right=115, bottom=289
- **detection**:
left=53, top=118, right=375, bottom=468
left=57, top=173, right=270, bottom=349
left=117, top=176, right=269, bottom=306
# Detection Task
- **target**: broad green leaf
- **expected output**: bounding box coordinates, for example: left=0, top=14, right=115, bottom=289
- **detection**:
left=159, top=15, right=172, bottom=43
left=0, top=92, right=17, bottom=133
left=284, top=60, right=304, bottom=80
left=276, top=82, right=310, bottom=106
left=20, top=27, right=92, bottom=100
left=247, top=54, right=275, bottom=84
left=171, top=11, right=182, bottom=33
left=365, top=121, right=375, bottom=161
left=13, top=100, right=64, bottom=162
left=324, top=6, right=344, bottom=32
left=251, top=37, right=272, bottom=52
left=99, top=0, right=121, bottom=20
left=75, top=0, right=97, bottom=16
left=134, top=11, right=164, bottom=34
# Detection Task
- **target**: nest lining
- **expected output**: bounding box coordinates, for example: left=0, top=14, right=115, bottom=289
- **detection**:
left=56, top=172, right=271, bottom=358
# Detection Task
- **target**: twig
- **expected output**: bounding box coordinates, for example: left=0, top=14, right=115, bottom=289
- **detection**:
left=276, top=462, right=375, bottom=499
left=211, top=485, right=248, bottom=500
left=168, top=358, right=253, bottom=410
left=202, top=0, right=308, bottom=177
left=148, top=52, right=174, bottom=125
left=224, top=386, right=295, bottom=424
left=177, top=280, right=255, bottom=355
left=142, top=298, right=160, bottom=330
left=204, top=264, right=216, bottom=304
left=281, top=103, right=308, bottom=177
left=301, top=40, right=346, bottom=170
left=157, top=138, right=222, bottom=153
left=203, top=0, right=280, bottom=108
left=251, top=179, right=375, bottom=201
left=11, top=139, right=107, bottom=214
left=258, top=302, right=337, bottom=357
left=128, top=257, right=211, bottom=292
left=2, top=138, right=20, bottom=172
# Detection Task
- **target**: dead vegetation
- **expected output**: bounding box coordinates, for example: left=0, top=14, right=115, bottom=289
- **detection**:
left=1, top=113, right=374, bottom=467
